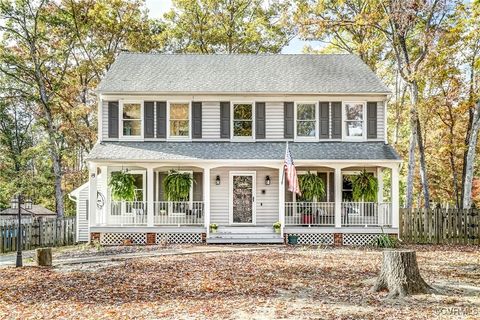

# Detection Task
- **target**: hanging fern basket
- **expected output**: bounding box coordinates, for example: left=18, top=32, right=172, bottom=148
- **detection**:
left=163, top=170, right=195, bottom=201
left=108, top=171, right=136, bottom=201
left=350, top=169, right=378, bottom=202
left=298, top=172, right=326, bottom=202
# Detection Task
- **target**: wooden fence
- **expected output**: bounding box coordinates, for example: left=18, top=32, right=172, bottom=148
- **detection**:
left=0, top=217, right=76, bottom=253
left=400, top=208, right=479, bottom=245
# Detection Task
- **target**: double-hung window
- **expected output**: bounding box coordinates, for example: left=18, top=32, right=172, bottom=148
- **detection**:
left=344, top=102, right=365, bottom=139
left=233, top=103, right=253, bottom=138
left=122, top=102, right=142, bottom=137
left=169, top=103, right=190, bottom=138
left=295, top=103, right=317, bottom=139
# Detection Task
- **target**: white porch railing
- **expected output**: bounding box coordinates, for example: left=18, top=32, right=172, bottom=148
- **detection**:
left=285, top=202, right=335, bottom=226
left=153, top=201, right=204, bottom=225
left=341, top=202, right=392, bottom=227
left=109, top=201, right=147, bottom=226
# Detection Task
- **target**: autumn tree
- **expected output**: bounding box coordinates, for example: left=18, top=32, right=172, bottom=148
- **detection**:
left=163, top=0, right=293, bottom=53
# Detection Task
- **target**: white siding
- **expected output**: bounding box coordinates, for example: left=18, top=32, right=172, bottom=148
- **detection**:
left=265, top=102, right=283, bottom=139
left=377, top=101, right=385, bottom=140
left=77, top=187, right=89, bottom=242
left=101, top=100, right=109, bottom=140
left=210, top=167, right=279, bottom=225
left=202, top=102, right=220, bottom=139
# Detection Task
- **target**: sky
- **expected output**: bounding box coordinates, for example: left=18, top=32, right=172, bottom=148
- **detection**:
left=144, top=0, right=320, bottom=54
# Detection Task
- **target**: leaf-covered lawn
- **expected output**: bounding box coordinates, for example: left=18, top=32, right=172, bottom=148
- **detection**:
left=0, top=246, right=479, bottom=319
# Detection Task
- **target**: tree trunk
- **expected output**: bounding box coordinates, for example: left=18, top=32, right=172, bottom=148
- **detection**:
left=462, top=100, right=480, bottom=209
left=405, top=82, right=430, bottom=209
left=373, top=250, right=431, bottom=298
left=35, top=247, right=52, bottom=267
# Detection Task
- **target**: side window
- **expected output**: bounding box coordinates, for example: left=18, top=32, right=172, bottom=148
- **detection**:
left=295, top=103, right=317, bottom=139
left=122, top=103, right=142, bottom=137
left=169, top=103, right=190, bottom=138
left=344, top=102, right=365, bottom=139
left=233, top=103, right=253, bottom=138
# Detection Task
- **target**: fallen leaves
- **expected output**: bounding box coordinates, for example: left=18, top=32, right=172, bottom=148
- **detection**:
left=0, top=245, right=478, bottom=319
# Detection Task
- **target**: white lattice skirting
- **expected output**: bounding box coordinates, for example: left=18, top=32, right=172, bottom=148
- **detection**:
left=342, top=234, right=381, bottom=246
left=155, top=233, right=203, bottom=244
left=100, top=233, right=147, bottom=245
left=289, top=233, right=334, bottom=245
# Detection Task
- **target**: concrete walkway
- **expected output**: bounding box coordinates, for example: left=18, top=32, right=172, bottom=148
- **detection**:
left=0, top=245, right=281, bottom=268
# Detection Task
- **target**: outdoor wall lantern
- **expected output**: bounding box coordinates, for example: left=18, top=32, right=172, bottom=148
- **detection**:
left=265, top=176, right=271, bottom=185
left=215, top=175, right=221, bottom=185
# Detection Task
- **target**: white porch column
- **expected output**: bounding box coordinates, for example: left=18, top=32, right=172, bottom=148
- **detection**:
left=147, top=167, right=154, bottom=227
left=334, top=167, right=342, bottom=228
left=391, top=165, right=400, bottom=228
left=99, top=166, right=108, bottom=225
left=377, top=168, right=384, bottom=203
left=203, top=167, right=211, bottom=238
left=88, top=163, right=98, bottom=230
left=377, top=167, right=384, bottom=226
left=278, top=166, right=285, bottom=237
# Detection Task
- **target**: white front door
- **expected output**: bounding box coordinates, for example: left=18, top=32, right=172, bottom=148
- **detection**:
left=230, top=172, right=256, bottom=224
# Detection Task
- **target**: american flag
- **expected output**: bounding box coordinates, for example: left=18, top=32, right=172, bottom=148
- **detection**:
left=284, top=143, right=301, bottom=195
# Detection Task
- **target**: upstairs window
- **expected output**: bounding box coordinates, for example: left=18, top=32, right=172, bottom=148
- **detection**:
left=233, top=103, right=253, bottom=138
left=122, top=102, right=142, bottom=137
left=169, top=103, right=190, bottom=138
left=344, top=102, right=365, bottom=138
left=296, top=103, right=316, bottom=138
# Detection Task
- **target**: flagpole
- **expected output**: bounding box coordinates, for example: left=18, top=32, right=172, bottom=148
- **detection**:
left=281, top=142, right=287, bottom=185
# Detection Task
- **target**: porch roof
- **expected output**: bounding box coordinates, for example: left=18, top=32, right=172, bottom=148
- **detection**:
left=87, top=142, right=400, bottom=162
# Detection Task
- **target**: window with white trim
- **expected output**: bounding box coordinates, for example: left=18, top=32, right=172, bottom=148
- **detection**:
left=122, top=103, right=142, bottom=137
left=169, top=103, right=190, bottom=138
left=344, top=102, right=365, bottom=138
left=233, top=103, right=253, bottom=137
left=296, top=103, right=316, bottom=138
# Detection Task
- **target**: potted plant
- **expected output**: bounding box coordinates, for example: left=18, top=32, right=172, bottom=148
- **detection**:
left=273, top=221, right=281, bottom=233
left=108, top=171, right=136, bottom=201
left=298, top=172, right=326, bottom=224
left=350, top=169, right=378, bottom=202
left=287, top=234, right=299, bottom=245
left=163, top=170, right=195, bottom=201
left=210, top=223, right=218, bottom=233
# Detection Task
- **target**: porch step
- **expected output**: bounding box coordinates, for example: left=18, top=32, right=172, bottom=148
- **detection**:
left=216, top=226, right=274, bottom=233
left=207, top=226, right=283, bottom=244
left=207, top=237, right=284, bottom=244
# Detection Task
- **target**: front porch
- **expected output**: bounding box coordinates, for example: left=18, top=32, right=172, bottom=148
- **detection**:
left=86, top=161, right=400, bottom=245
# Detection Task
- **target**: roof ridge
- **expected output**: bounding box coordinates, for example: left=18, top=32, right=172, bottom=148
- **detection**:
left=118, top=51, right=355, bottom=57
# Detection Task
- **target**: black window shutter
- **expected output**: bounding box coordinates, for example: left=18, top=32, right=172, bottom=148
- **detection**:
left=192, top=101, right=202, bottom=139
left=284, top=102, right=294, bottom=139
left=319, top=102, right=329, bottom=139
left=220, top=101, right=230, bottom=139
left=255, top=102, right=266, bottom=139
left=144, top=101, right=155, bottom=138
left=331, top=102, right=342, bottom=139
left=156, top=101, right=167, bottom=138
left=108, top=101, right=119, bottom=138
left=367, top=102, right=378, bottom=139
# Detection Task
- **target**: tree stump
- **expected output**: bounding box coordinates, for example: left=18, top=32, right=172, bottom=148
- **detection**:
left=35, top=248, right=52, bottom=267
left=373, top=250, right=431, bottom=298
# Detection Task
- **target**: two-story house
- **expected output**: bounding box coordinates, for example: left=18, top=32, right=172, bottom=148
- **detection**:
left=70, top=53, right=401, bottom=246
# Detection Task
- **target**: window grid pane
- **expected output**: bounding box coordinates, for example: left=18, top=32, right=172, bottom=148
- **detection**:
left=123, top=120, right=141, bottom=136
left=233, top=104, right=253, bottom=137
left=170, top=103, right=190, bottom=137
left=296, top=103, right=316, bottom=137
left=123, top=103, right=141, bottom=120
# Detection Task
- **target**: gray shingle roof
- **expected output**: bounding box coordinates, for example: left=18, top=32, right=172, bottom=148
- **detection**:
left=97, top=53, right=390, bottom=94
left=87, top=142, right=400, bottom=161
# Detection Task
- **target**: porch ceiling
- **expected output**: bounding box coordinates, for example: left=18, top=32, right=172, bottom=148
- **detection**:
left=87, top=141, right=400, bottom=162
